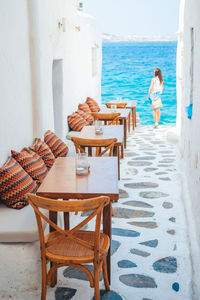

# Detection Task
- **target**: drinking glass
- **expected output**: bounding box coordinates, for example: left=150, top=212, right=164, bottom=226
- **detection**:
left=95, top=120, right=103, bottom=134
left=111, top=104, right=116, bottom=112
left=76, top=153, right=89, bottom=175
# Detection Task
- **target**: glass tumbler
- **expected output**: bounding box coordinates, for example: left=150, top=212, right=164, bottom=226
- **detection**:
left=95, top=120, right=103, bottom=134
left=75, top=153, right=89, bottom=175
left=111, top=104, right=117, bottom=112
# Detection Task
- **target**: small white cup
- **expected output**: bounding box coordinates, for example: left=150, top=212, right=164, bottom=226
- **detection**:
left=76, top=153, right=89, bottom=175
left=95, top=120, right=103, bottom=134
left=111, top=104, right=117, bottom=112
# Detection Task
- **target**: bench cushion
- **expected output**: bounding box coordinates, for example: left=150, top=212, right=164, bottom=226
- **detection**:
left=0, top=157, right=38, bottom=209
left=0, top=203, right=47, bottom=242
left=44, top=130, right=69, bottom=158
left=78, top=103, right=92, bottom=115
left=11, top=149, right=48, bottom=186
left=30, top=138, right=55, bottom=169
left=68, top=112, right=89, bottom=131
left=77, top=110, right=94, bottom=125
left=86, top=97, right=100, bottom=112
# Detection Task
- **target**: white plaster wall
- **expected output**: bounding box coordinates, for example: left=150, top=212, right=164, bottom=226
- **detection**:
left=0, top=0, right=102, bottom=165
left=0, top=0, right=34, bottom=165
left=177, top=0, right=200, bottom=297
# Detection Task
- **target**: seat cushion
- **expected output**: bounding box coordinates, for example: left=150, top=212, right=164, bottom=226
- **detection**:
left=86, top=97, right=100, bottom=112
left=68, top=112, right=89, bottom=132
left=30, top=138, right=55, bottom=169
left=77, top=110, right=94, bottom=125
left=78, top=103, right=92, bottom=115
left=0, top=157, right=38, bottom=209
left=11, top=149, right=48, bottom=186
left=0, top=203, right=48, bottom=242
left=44, top=130, right=69, bottom=158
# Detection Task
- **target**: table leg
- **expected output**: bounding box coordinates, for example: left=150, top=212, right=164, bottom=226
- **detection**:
left=121, top=144, right=124, bottom=159
left=133, top=107, right=136, bottom=128
left=103, top=201, right=112, bottom=284
left=113, top=145, right=120, bottom=180
left=128, top=112, right=131, bottom=133
left=124, top=119, right=127, bottom=149
left=132, top=108, right=135, bottom=131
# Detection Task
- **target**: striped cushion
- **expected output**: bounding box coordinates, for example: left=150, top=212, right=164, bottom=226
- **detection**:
left=44, top=130, right=69, bottom=158
left=30, top=138, right=55, bottom=169
left=0, top=157, right=38, bottom=209
left=11, top=149, right=48, bottom=186
left=78, top=103, right=92, bottom=115
left=77, top=110, right=94, bottom=125
left=86, top=97, right=100, bottom=112
left=68, top=112, right=89, bottom=131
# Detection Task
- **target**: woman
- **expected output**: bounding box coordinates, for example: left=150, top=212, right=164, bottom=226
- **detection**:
left=148, top=68, right=164, bottom=128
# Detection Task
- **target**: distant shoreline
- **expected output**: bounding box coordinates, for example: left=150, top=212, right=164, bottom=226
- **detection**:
left=103, top=40, right=177, bottom=43
left=102, top=34, right=177, bottom=43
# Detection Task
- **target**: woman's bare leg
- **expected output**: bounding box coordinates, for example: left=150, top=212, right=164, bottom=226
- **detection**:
left=156, top=110, right=160, bottom=124
left=153, top=110, right=156, bottom=124
left=158, top=109, right=160, bottom=123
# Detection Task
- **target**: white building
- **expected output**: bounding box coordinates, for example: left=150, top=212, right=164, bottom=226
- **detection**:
left=0, top=0, right=102, bottom=297
left=177, top=0, right=200, bottom=298
left=0, top=0, right=102, bottom=166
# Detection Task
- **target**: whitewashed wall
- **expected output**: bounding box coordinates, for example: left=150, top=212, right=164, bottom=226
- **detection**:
left=177, top=0, right=200, bottom=297
left=0, top=0, right=102, bottom=166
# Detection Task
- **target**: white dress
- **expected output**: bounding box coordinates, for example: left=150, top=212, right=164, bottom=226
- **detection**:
left=152, top=77, right=162, bottom=93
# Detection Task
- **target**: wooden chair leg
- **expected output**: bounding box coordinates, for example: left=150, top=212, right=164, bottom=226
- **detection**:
left=41, top=258, right=47, bottom=300
left=94, top=263, right=100, bottom=300
left=102, top=257, right=110, bottom=291
left=111, top=203, right=114, bottom=216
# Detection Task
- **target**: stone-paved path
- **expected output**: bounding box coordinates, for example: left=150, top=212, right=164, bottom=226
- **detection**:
left=47, top=125, right=192, bottom=300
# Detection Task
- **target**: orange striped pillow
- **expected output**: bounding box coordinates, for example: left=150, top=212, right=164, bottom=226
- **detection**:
left=0, top=157, right=38, bottom=209
left=44, top=130, right=69, bottom=158
left=68, top=112, right=89, bottom=131
left=78, top=103, right=92, bottom=115
left=11, top=149, right=48, bottom=186
left=77, top=110, right=94, bottom=125
left=86, top=97, right=100, bottom=112
left=30, top=138, right=55, bottom=169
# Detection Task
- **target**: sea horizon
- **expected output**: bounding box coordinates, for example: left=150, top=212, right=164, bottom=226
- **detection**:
left=101, top=41, right=177, bottom=125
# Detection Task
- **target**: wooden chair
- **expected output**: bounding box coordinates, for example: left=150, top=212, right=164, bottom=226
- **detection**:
left=27, top=193, right=110, bottom=300
left=71, top=137, right=117, bottom=157
left=92, top=112, right=120, bottom=125
left=105, top=102, right=127, bottom=109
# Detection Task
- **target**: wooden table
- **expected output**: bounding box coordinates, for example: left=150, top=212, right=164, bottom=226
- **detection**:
left=107, top=101, right=137, bottom=131
left=99, top=108, right=131, bottom=148
left=37, top=157, right=119, bottom=284
left=79, top=125, right=124, bottom=179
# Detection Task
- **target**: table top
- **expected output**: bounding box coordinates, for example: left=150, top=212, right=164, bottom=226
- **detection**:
left=108, top=100, right=137, bottom=107
left=79, top=125, right=123, bottom=145
left=37, top=157, right=119, bottom=201
left=100, top=108, right=131, bottom=118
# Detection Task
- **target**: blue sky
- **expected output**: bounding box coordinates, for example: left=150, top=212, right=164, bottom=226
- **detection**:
left=82, top=0, right=180, bottom=37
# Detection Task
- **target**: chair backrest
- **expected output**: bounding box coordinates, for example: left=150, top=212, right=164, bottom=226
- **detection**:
left=92, top=112, right=120, bottom=125
left=27, top=193, right=110, bottom=257
left=71, top=137, right=117, bottom=157
left=105, top=102, right=127, bottom=109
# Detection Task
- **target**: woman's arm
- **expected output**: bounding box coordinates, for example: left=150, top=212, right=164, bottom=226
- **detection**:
left=148, top=79, right=154, bottom=99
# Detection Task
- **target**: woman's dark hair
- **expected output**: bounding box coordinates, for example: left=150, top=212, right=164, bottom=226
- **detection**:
left=154, top=68, right=163, bottom=84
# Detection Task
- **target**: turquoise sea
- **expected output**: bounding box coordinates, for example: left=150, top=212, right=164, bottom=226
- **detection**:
left=101, top=41, right=177, bottom=125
